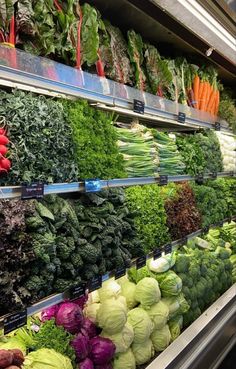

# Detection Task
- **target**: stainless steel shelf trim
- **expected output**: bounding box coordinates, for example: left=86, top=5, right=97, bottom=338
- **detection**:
left=0, top=172, right=235, bottom=200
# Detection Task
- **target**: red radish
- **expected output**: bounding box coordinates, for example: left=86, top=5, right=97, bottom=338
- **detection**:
left=0, top=128, right=6, bottom=135
left=11, top=349, right=24, bottom=366
left=0, top=145, right=7, bottom=156
left=0, top=158, right=11, bottom=171
left=0, top=134, right=9, bottom=145
left=0, top=349, right=14, bottom=367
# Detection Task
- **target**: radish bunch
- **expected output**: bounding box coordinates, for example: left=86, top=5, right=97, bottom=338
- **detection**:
left=0, top=128, right=11, bottom=174
left=0, top=349, right=24, bottom=368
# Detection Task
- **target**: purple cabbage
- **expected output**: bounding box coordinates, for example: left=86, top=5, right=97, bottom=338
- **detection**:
left=56, top=302, right=84, bottom=334
left=79, top=358, right=94, bottom=369
left=41, top=304, right=60, bottom=322
left=81, top=318, right=97, bottom=339
left=71, top=332, right=90, bottom=361
left=89, top=336, right=115, bottom=365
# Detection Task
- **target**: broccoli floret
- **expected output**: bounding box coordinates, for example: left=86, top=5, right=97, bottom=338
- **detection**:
left=174, top=254, right=190, bottom=273
left=79, top=244, right=100, bottom=263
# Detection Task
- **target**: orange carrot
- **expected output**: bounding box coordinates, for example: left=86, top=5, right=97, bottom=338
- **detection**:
left=198, top=81, right=204, bottom=109
left=205, top=83, right=213, bottom=111
left=203, top=82, right=210, bottom=111
left=193, top=75, right=200, bottom=109
left=206, top=88, right=216, bottom=113
left=199, top=81, right=208, bottom=111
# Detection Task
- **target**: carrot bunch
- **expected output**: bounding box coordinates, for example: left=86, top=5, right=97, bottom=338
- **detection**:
left=192, top=69, right=220, bottom=116
left=0, top=126, right=11, bottom=174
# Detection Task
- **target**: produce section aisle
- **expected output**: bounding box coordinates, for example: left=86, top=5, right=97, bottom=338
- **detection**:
left=0, top=1, right=235, bottom=369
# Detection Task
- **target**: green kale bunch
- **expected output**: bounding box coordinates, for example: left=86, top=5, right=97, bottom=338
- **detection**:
left=0, top=90, right=78, bottom=185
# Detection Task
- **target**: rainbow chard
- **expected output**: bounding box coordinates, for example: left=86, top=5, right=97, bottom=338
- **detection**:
left=0, top=0, right=17, bottom=44
left=127, top=30, right=146, bottom=91
left=80, top=3, right=99, bottom=68
left=144, top=44, right=172, bottom=97
left=99, top=20, right=134, bottom=85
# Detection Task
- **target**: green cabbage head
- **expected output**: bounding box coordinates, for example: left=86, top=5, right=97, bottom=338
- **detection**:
left=134, top=277, right=161, bottom=309
left=98, top=279, right=121, bottom=302
left=97, top=299, right=127, bottom=334
left=127, top=307, right=154, bottom=344
left=113, top=349, right=136, bottom=369
left=120, top=280, right=138, bottom=309
left=132, top=339, right=155, bottom=365
left=151, top=325, right=171, bottom=352
left=146, top=300, right=169, bottom=329
left=101, top=322, right=134, bottom=353
left=23, top=348, right=73, bottom=369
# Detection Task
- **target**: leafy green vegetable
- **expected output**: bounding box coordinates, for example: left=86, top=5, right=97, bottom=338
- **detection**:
left=32, top=319, right=76, bottom=365
left=127, top=30, right=147, bottom=91
left=176, top=130, right=223, bottom=175
left=0, top=89, right=78, bottom=185
left=125, top=185, right=170, bottom=252
left=64, top=99, right=126, bottom=179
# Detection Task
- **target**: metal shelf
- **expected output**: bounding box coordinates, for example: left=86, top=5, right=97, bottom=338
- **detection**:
left=0, top=46, right=232, bottom=134
left=0, top=172, right=234, bottom=200
left=1, top=216, right=235, bottom=329
left=146, top=283, right=236, bottom=369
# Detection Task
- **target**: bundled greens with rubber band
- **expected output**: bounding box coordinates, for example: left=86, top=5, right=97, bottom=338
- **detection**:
left=116, top=123, right=159, bottom=177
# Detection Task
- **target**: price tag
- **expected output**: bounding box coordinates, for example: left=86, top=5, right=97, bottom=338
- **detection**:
left=215, top=122, right=221, bottom=131
left=85, top=179, right=102, bottom=193
left=133, top=99, right=145, bottom=114
left=115, top=266, right=126, bottom=280
left=21, top=183, right=44, bottom=200
left=211, top=172, right=217, bottom=179
left=153, top=248, right=162, bottom=260
left=159, top=175, right=168, bottom=186
left=4, top=310, right=27, bottom=335
left=164, top=244, right=172, bottom=254
left=178, top=112, right=186, bottom=123
left=69, top=283, right=86, bottom=301
left=136, top=256, right=147, bottom=269
left=88, top=275, right=102, bottom=292
left=229, top=171, right=234, bottom=177
left=125, top=259, right=132, bottom=268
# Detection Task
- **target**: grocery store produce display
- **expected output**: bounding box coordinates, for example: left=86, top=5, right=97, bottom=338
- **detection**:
left=0, top=88, right=234, bottom=184
left=1, top=222, right=235, bottom=368
left=0, top=2, right=236, bottom=369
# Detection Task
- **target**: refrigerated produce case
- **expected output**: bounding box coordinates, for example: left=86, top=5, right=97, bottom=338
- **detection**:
left=0, top=1, right=235, bottom=369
